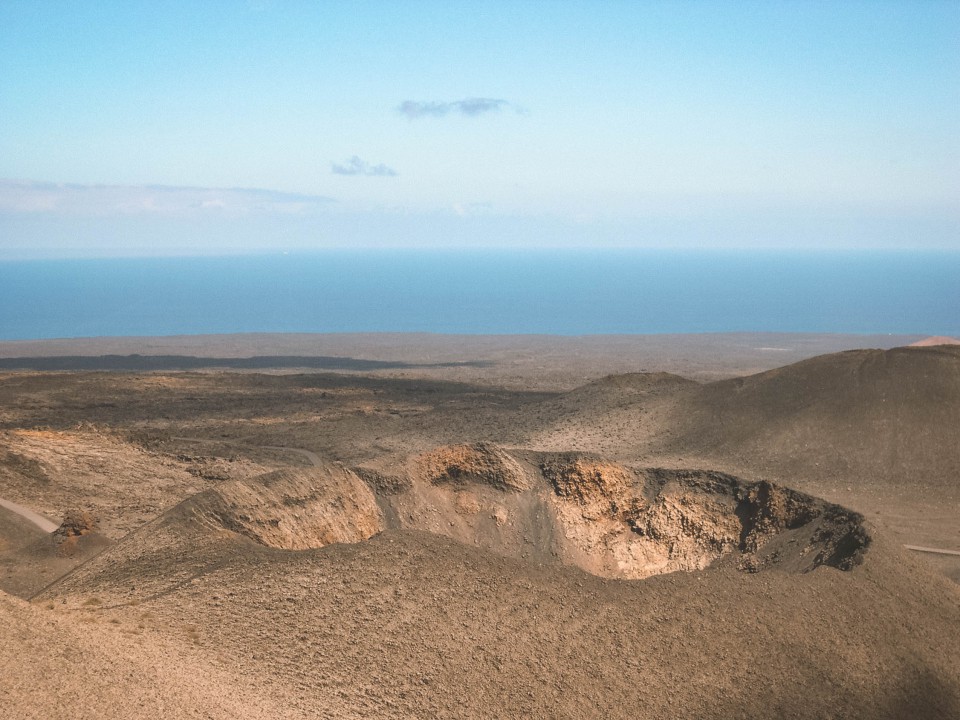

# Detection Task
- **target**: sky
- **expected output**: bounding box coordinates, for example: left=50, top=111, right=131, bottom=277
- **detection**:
left=1, top=0, right=958, bottom=258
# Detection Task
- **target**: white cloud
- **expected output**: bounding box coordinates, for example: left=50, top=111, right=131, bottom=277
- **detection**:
left=331, top=156, right=398, bottom=177
left=398, top=98, right=515, bottom=119
left=0, top=180, right=335, bottom=217
left=453, top=202, right=494, bottom=217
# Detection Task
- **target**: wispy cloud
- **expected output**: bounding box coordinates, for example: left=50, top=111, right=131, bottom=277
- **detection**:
left=452, top=202, right=494, bottom=217
left=0, top=180, right=335, bottom=217
left=398, top=98, right=515, bottom=119
left=331, top=156, right=398, bottom=177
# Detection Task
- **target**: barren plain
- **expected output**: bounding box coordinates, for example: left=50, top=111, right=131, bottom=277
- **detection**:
left=1, top=333, right=958, bottom=718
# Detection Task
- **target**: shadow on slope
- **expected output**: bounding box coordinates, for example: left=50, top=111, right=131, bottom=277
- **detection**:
left=0, top=354, right=492, bottom=372
left=526, top=346, right=960, bottom=500
left=364, top=444, right=869, bottom=579
left=33, top=526, right=960, bottom=720
left=35, top=463, right=382, bottom=604
left=0, top=507, right=110, bottom=598
left=662, top=346, right=960, bottom=490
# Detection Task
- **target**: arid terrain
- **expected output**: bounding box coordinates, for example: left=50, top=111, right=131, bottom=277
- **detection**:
left=1, top=333, right=958, bottom=718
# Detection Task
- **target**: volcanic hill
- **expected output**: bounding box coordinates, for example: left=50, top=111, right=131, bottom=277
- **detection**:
left=1, top=340, right=958, bottom=718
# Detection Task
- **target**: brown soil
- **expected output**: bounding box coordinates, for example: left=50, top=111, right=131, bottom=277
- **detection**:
left=0, top=589, right=293, bottom=719
left=373, top=447, right=870, bottom=580
left=0, top=334, right=958, bottom=718
left=184, top=465, right=383, bottom=550
left=28, top=529, right=960, bottom=719
left=415, top=442, right=530, bottom=491
left=0, top=428, right=272, bottom=538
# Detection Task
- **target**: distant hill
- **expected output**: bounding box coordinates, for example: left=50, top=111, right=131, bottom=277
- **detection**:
left=663, top=346, right=960, bottom=493
left=910, top=336, right=960, bottom=347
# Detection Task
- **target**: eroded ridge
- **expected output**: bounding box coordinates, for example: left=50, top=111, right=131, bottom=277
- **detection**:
left=41, top=445, right=870, bottom=593
left=414, top=442, right=530, bottom=491
left=365, top=445, right=870, bottom=579
left=539, top=461, right=870, bottom=578
left=186, top=465, right=384, bottom=551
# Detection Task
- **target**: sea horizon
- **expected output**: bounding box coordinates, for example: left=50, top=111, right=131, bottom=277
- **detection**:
left=1, top=248, right=958, bottom=341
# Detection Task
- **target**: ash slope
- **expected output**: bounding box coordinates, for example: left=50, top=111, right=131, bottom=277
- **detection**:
left=27, top=533, right=960, bottom=719
left=38, top=451, right=869, bottom=597
left=0, top=590, right=293, bottom=720
left=3, top=344, right=960, bottom=718
left=527, top=346, right=960, bottom=547
left=533, top=345, right=960, bottom=480
left=666, top=346, right=960, bottom=487
left=27, top=458, right=960, bottom=719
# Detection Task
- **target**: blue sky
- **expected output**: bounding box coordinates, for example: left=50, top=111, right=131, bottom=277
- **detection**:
left=1, top=0, right=957, bottom=257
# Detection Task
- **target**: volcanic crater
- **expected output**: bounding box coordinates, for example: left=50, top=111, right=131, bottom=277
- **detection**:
left=107, top=442, right=870, bottom=584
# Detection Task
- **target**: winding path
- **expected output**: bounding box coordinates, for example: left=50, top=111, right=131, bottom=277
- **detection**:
left=0, top=497, right=59, bottom=533
left=904, top=545, right=960, bottom=557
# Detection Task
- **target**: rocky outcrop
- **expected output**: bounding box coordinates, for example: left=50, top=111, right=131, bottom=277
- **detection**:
left=414, top=443, right=529, bottom=491
left=369, top=447, right=871, bottom=580
left=540, top=456, right=637, bottom=519
left=541, top=463, right=869, bottom=579
left=187, top=465, right=383, bottom=550
left=52, top=509, right=101, bottom=557
left=53, top=509, right=99, bottom=538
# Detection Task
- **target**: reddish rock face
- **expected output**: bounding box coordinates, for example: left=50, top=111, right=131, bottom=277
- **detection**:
left=54, top=509, right=99, bottom=538
left=187, top=465, right=384, bottom=551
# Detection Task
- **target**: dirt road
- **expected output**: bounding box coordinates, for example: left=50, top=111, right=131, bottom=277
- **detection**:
left=0, top=497, right=58, bottom=533
left=904, top=544, right=960, bottom=557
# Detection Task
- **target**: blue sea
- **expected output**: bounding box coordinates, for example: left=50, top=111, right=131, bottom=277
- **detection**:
left=0, top=249, right=958, bottom=340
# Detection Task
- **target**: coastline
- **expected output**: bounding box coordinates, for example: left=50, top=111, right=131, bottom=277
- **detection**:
left=0, top=331, right=925, bottom=389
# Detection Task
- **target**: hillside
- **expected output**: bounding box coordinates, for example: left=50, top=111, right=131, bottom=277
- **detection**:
left=0, top=338, right=958, bottom=717
left=20, top=447, right=958, bottom=718
left=27, top=522, right=960, bottom=719
left=525, top=346, right=960, bottom=553
left=667, top=346, right=960, bottom=484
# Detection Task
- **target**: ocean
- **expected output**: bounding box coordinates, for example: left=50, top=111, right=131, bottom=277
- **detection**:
left=0, top=249, right=957, bottom=340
